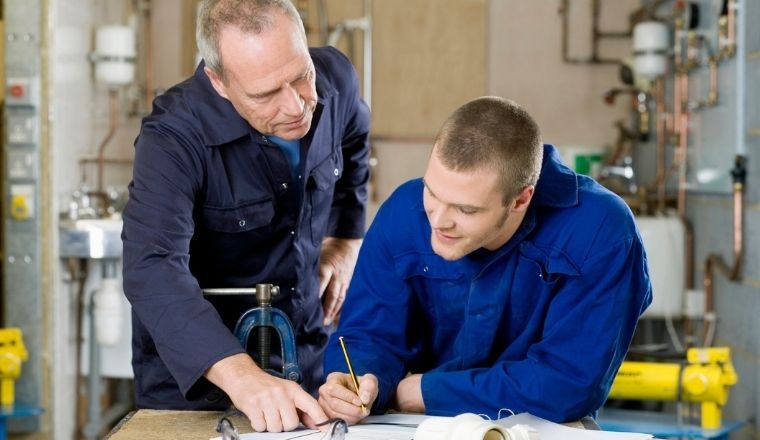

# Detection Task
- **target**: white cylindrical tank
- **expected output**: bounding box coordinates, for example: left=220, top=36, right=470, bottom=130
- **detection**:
left=636, top=216, right=685, bottom=318
left=633, top=21, right=669, bottom=79
left=94, top=25, right=136, bottom=85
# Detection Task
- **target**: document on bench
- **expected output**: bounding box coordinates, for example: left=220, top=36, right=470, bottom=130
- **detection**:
left=497, top=413, right=652, bottom=440
left=209, top=422, right=414, bottom=440
left=211, top=412, right=652, bottom=439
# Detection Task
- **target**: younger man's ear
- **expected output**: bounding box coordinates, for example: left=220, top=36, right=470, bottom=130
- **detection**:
left=511, top=186, right=535, bottom=212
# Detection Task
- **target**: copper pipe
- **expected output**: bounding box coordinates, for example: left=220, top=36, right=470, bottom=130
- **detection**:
left=727, top=0, right=736, bottom=53
left=672, top=72, right=682, bottom=145
left=97, top=89, right=119, bottom=193
left=732, top=184, right=743, bottom=277
left=676, top=113, right=688, bottom=218
left=676, top=73, right=693, bottom=346
left=708, top=57, right=718, bottom=105
left=370, top=135, right=436, bottom=144
left=701, top=158, right=745, bottom=345
left=654, top=77, right=667, bottom=211
left=79, top=157, right=133, bottom=165
left=677, top=74, right=689, bottom=218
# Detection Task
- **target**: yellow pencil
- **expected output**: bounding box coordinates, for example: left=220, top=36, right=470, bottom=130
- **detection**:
left=338, top=336, right=367, bottom=413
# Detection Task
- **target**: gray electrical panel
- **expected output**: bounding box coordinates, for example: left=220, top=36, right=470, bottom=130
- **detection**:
left=3, top=0, right=43, bottom=432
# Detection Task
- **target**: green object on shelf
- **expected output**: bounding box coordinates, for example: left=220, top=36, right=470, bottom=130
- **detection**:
left=575, top=154, right=603, bottom=176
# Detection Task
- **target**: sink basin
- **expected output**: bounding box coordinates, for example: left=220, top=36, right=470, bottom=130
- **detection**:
left=59, top=218, right=123, bottom=259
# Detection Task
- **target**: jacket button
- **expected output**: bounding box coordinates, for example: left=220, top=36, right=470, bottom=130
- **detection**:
left=281, top=182, right=288, bottom=190
left=423, top=266, right=429, bottom=272
left=290, top=230, right=295, bottom=235
left=333, top=168, right=339, bottom=176
left=239, top=220, right=246, bottom=227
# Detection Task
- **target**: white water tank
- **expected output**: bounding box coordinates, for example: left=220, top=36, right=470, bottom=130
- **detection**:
left=636, top=216, right=685, bottom=318
left=633, top=21, right=669, bottom=79
left=93, top=25, right=136, bottom=85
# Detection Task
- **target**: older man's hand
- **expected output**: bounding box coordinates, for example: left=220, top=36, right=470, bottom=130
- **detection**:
left=318, top=237, right=362, bottom=326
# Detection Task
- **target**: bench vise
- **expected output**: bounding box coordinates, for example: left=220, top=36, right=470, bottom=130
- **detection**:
left=202, top=284, right=301, bottom=383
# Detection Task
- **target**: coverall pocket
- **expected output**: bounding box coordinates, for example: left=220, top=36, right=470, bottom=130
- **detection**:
left=307, top=154, right=340, bottom=245
left=394, top=253, right=465, bottom=325
left=516, top=241, right=580, bottom=285
left=201, top=197, right=275, bottom=233
left=506, top=243, right=581, bottom=331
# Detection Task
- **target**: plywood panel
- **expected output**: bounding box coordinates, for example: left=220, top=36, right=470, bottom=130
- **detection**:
left=372, top=0, right=487, bottom=137
left=0, top=17, right=4, bottom=102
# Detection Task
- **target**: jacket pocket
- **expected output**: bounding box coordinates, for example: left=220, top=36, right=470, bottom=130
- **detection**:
left=394, top=252, right=465, bottom=325
left=201, top=197, right=275, bottom=233
left=517, top=241, right=580, bottom=285
left=394, top=252, right=464, bottom=281
left=501, top=243, right=581, bottom=335
left=307, top=153, right=341, bottom=245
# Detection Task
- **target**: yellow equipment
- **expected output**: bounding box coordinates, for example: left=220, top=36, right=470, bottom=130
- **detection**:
left=609, top=347, right=738, bottom=429
left=0, top=328, right=29, bottom=406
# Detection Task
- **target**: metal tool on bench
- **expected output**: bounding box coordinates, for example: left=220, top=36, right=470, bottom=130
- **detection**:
left=202, top=284, right=301, bottom=382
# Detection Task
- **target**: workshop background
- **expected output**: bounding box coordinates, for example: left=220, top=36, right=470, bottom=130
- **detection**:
left=1, top=0, right=758, bottom=438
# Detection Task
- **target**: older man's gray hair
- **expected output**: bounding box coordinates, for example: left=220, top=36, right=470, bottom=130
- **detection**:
left=196, top=0, right=304, bottom=78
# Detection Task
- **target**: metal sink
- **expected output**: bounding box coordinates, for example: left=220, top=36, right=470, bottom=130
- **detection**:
left=59, top=218, right=123, bottom=259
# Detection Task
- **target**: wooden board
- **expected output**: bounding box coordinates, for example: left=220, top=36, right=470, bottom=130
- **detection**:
left=105, top=410, right=250, bottom=440
left=371, top=0, right=487, bottom=136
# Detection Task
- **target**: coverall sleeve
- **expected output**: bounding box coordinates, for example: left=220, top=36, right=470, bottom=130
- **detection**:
left=326, top=50, right=370, bottom=239
left=323, top=204, right=416, bottom=411
left=122, top=126, right=244, bottom=399
left=421, top=237, right=652, bottom=422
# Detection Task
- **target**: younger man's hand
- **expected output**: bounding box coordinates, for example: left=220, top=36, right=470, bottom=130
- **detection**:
left=318, top=372, right=378, bottom=425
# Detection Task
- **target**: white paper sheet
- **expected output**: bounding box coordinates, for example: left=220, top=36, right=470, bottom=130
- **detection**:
left=210, top=423, right=415, bottom=440
left=211, top=412, right=653, bottom=440
left=496, top=413, right=653, bottom=440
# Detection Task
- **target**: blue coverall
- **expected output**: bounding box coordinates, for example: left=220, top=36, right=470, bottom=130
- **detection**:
left=324, top=145, right=652, bottom=422
left=122, top=47, right=370, bottom=409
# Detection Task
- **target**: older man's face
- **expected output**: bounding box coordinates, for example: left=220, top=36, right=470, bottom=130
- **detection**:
left=206, top=11, right=317, bottom=140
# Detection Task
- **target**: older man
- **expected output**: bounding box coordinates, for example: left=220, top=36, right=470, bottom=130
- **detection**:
left=122, top=0, right=369, bottom=432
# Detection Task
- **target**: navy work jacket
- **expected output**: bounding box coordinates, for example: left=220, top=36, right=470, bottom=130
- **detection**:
left=122, top=47, right=370, bottom=409
left=324, top=145, right=652, bottom=423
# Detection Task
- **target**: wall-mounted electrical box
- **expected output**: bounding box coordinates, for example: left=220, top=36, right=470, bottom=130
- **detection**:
left=3, top=0, right=44, bottom=433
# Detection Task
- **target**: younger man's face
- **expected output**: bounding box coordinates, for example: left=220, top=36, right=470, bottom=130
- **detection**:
left=422, top=147, right=516, bottom=261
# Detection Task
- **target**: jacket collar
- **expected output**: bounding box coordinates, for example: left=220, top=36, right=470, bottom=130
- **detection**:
left=469, top=144, right=579, bottom=265
left=194, top=51, right=339, bottom=147
left=531, top=144, right=579, bottom=209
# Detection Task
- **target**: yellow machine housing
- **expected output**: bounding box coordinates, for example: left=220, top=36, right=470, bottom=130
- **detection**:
left=609, top=347, right=738, bottom=429
left=0, top=328, right=29, bottom=406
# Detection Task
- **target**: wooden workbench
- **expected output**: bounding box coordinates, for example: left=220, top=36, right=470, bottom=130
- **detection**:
left=105, top=409, right=595, bottom=439
left=105, top=410, right=253, bottom=440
